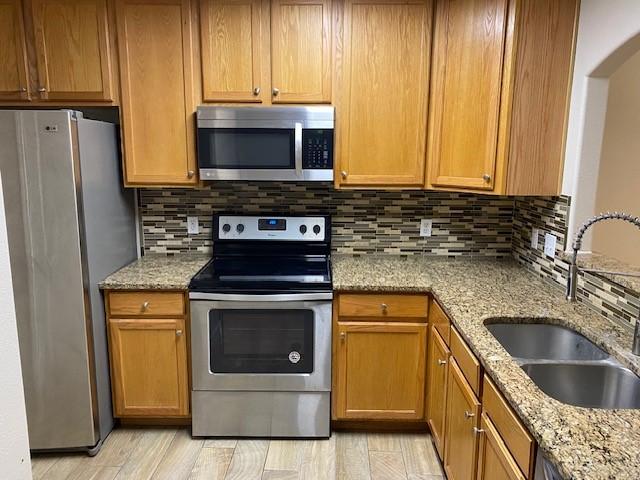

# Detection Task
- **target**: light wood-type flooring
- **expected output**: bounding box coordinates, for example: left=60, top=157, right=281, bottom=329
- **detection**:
left=30, top=428, right=445, bottom=480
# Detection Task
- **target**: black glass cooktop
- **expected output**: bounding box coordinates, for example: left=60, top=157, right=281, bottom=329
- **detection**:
left=189, top=254, right=332, bottom=294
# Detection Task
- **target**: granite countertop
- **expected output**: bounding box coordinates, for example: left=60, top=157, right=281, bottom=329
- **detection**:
left=333, top=254, right=640, bottom=480
left=99, top=254, right=210, bottom=290
left=560, top=251, right=640, bottom=293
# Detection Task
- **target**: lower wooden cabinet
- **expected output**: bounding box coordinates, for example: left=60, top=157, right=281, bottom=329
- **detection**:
left=443, top=358, right=481, bottom=480
left=427, top=324, right=450, bottom=457
left=109, top=318, right=189, bottom=417
left=334, top=321, right=427, bottom=420
left=477, top=412, right=526, bottom=480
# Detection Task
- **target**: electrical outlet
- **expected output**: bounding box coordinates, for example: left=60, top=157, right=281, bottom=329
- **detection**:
left=531, top=228, right=539, bottom=249
left=187, top=216, right=199, bottom=235
left=544, top=233, right=557, bottom=258
left=420, top=219, right=433, bottom=237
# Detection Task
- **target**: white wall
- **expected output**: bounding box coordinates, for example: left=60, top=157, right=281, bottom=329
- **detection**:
left=562, top=0, right=640, bottom=250
left=0, top=173, right=32, bottom=479
left=592, top=49, right=640, bottom=266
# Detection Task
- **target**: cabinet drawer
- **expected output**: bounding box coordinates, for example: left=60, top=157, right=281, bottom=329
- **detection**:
left=483, top=375, right=536, bottom=478
left=450, top=327, right=481, bottom=396
left=429, top=300, right=450, bottom=345
left=338, top=294, right=428, bottom=321
left=108, top=291, right=185, bottom=317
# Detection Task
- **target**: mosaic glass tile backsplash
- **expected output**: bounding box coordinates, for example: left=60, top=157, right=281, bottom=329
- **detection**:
left=139, top=182, right=514, bottom=256
left=138, top=183, right=638, bottom=327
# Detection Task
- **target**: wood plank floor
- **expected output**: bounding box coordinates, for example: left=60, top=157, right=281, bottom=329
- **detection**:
left=30, top=428, right=445, bottom=480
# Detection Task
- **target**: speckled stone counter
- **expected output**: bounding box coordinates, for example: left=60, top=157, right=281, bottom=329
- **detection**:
left=560, top=251, right=640, bottom=293
left=100, top=255, right=210, bottom=290
left=333, top=254, right=640, bottom=480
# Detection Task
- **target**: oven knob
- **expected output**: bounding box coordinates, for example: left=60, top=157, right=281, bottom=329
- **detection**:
left=313, top=225, right=321, bottom=235
left=299, top=225, right=307, bottom=234
left=222, top=223, right=231, bottom=233
left=236, top=223, right=245, bottom=233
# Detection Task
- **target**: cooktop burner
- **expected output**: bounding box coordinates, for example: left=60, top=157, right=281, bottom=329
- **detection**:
left=189, top=215, right=332, bottom=294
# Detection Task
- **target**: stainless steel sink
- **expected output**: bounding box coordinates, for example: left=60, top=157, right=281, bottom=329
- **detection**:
left=486, top=322, right=609, bottom=361
left=521, top=363, right=640, bottom=409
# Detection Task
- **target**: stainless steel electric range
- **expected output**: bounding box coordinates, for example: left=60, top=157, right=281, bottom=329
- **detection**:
left=189, top=214, right=332, bottom=438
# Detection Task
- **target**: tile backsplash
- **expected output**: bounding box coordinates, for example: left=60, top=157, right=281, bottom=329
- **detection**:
left=138, top=183, right=638, bottom=327
left=512, top=196, right=639, bottom=327
left=139, top=182, right=514, bottom=257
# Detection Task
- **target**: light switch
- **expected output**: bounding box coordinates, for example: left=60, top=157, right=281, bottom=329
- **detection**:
left=187, top=216, right=199, bottom=235
left=544, top=233, right=557, bottom=258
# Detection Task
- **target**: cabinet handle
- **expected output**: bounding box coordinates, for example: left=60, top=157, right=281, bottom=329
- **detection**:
left=253, top=87, right=261, bottom=96
left=141, top=301, right=150, bottom=311
left=381, top=303, right=388, bottom=313
left=38, top=87, right=46, bottom=93
left=482, top=174, right=491, bottom=182
left=176, top=329, right=183, bottom=337
left=187, top=170, right=195, bottom=179
left=473, top=427, right=485, bottom=435
left=464, top=410, right=475, bottom=419
left=437, top=359, right=447, bottom=366
left=341, top=170, right=347, bottom=179
left=340, top=332, right=346, bottom=342
left=17, top=87, right=27, bottom=93
left=272, top=87, right=280, bottom=96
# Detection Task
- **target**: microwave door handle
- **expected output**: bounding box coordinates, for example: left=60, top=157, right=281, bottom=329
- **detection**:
left=294, top=122, right=303, bottom=178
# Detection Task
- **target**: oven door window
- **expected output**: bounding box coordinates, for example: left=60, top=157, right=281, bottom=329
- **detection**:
left=209, top=309, right=314, bottom=374
left=198, top=128, right=295, bottom=169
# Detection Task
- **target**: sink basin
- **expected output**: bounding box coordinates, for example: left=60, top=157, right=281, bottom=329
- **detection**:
left=521, top=363, right=640, bottom=409
left=486, top=322, right=609, bottom=361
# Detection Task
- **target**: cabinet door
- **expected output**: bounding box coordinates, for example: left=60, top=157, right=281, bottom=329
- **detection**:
left=270, top=0, right=331, bottom=103
left=444, top=358, right=481, bottom=480
left=0, top=0, right=30, bottom=101
left=200, top=0, right=264, bottom=102
left=427, top=325, right=450, bottom=459
left=335, top=322, right=427, bottom=420
left=109, top=318, right=189, bottom=417
left=427, top=0, right=512, bottom=191
left=336, top=0, right=431, bottom=187
left=31, top=0, right=113, bottom=101
left=116, top=0, right=198, bottom=185
left=477, top=413, right=526, bottom=480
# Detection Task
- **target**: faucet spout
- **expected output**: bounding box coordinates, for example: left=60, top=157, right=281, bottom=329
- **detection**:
left=566, top=212, right=640, bottom=302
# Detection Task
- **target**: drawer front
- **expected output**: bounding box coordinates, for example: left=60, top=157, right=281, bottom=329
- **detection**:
left=338, top=294, right=428, bottom=321
left=429, top=300, right=450, bottom=345
left=450, top=327, right=481, bottom=396
left=483, top=375, right=536, bottom=478
left=108, top=291, right=185, bottom=317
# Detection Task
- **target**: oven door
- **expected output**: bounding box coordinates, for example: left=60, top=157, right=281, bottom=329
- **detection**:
left=190, top=293, right=332, bottom=392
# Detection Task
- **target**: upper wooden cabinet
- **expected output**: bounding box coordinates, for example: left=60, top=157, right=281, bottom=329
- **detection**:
left=200, top=0, right=264, bottom=102
left=0, top=0, right=30, bottom=101
left=31, top=0, right=114, bottom=101
left=335, top=0, right=432, bottom=188
left=270, top=0, right=331, bottom=103
left=428, top=0, right=510, bottom=192
left=115, top=0, right=199, bottom=186
left=199, top=0, right=331, bottom=104
left=427, top=0, right=579, bottom=195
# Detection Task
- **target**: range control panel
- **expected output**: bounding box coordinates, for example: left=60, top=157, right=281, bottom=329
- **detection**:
left=302, top=129, right=333, bottom=170
left=217, top=215, right=327, bottom=241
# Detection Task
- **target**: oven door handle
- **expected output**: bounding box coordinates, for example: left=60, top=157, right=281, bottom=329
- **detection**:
left=294, top=122, right=303, bottom=178
left=189, top=292, right=333, bottom=301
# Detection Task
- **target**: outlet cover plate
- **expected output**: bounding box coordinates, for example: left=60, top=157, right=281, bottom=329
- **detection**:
left=420, top=219, right=433, bottom=237
left=544, top=233, right=557, bottom=258
left=187, top=216, right=199, bottom=235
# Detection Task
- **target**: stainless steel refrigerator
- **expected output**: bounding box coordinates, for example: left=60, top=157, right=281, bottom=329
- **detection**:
left=0, top=110, right=137, bottom=453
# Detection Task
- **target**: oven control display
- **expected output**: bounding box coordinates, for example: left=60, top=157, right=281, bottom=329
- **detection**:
left=258, top=218, right=287, bottom=231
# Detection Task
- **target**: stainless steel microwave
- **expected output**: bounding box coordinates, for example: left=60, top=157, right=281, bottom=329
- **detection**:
left=196, top=106, right=334, bottom=181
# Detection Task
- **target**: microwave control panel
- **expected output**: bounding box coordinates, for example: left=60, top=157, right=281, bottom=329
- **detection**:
left=302, top=129, right=333, bottom=170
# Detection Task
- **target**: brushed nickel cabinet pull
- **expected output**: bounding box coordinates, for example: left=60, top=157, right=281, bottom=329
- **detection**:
left=464, top=410, right=475, bottom=419
left=253, top=87, right=261, bottom=96
left=437, top=359, right=447, bottom=366
left=141, top=301, right=150, bottom=311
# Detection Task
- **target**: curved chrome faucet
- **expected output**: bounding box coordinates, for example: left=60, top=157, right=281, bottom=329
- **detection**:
left=566, top=212, right=640, bottom=355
